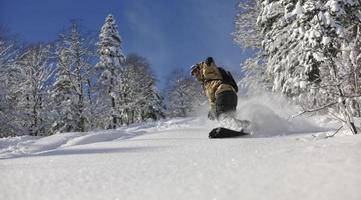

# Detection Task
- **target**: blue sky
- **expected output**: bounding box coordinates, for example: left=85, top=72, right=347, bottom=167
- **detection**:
left=0, top=0, right=252, bottom=87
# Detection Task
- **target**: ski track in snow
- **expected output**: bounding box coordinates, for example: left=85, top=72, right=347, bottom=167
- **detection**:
left=1, top=117, right=361, bottom=200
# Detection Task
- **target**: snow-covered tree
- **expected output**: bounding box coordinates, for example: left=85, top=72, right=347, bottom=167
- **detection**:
left=95, top=14, right=125, bottom=129
left=256, top=0, right=359, bottom=97
left=233, top=0, right=271, bottom=93
left=257, top=0, right=301, bottom=97
left=309, top=0, right=361, bottom=134
left=233, top=0, right=263, bottom=50
left=121, top=54, right=165, bottom=124
left=15, top=44, right=54, bottom=136
left=0, top=32, right=19, bottom=137
left=51, top=48, right=77, bottom=133
left=244, top=0, right=361, bottom=134
left=239, top=53, right=270, bottom=94
left=51, top=22, right=95, bottom=133
left=166, top=69, right=206, bottom=118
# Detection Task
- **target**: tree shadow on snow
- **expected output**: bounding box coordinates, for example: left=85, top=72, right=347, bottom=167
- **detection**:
left=31, top=146, right=165, bottom=158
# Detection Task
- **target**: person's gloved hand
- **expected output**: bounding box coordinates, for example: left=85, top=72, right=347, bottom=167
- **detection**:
left=208, top=110, right=216, bottom=120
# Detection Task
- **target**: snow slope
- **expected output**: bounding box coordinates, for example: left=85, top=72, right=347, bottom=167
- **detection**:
left=1, top=116, right=361, bottom=200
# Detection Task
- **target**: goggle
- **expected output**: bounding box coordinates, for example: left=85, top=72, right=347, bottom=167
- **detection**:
left=190, top=64, right=200, bottom=76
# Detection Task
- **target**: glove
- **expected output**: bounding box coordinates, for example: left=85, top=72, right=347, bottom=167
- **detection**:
left=208, top=110, right=216, bottom=120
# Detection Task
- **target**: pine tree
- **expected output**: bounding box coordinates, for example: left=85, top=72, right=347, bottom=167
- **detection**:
left=250, top=0, right=361, bottom=133
left=51, top=48, right=77, bottom=133
left=311, top=0, right=361, bottom=134
left=96, top=14, right=125, bottom=129
left=51, top=22, right=95, bottom=133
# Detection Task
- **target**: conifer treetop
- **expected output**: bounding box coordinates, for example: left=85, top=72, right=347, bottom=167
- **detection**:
left=98, top=14, right=125, bottom=65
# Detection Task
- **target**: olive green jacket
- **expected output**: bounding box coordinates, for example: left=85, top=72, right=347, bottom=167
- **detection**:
left=194, top=62, right=235, bottom=111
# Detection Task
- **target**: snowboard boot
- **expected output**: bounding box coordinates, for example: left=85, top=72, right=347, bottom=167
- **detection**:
left=218, top=114, right=251, bottom=132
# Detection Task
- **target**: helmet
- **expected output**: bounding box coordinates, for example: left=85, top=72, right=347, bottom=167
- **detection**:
left=205, top=57, right=214, bottom=66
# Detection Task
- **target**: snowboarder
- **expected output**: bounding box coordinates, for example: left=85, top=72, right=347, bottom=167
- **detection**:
left=191, top=57, right=250, bottom=131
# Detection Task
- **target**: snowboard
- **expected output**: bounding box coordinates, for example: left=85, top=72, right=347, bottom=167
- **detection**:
left=209, top=127, right=250, bottom=139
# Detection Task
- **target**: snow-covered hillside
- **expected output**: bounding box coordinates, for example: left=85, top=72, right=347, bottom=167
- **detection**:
left=1, top=112, right=361, bottom=200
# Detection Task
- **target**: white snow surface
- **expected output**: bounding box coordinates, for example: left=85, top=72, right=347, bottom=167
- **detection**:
left=1, top=105, right=361, bottom=200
